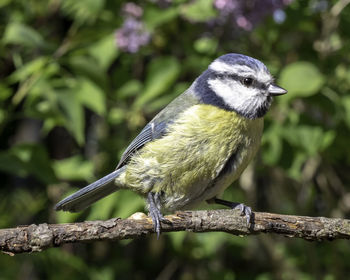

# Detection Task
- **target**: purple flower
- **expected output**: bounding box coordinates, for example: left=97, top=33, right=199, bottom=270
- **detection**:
left=236, top=15, right=252, bottom=30
left=214, top=0, right=237, bottom=16
left=213, top=0, right=292, bottom=31
left=123, top=2, right=143, bottom=18
left=115, top=3, right=151, bottom=53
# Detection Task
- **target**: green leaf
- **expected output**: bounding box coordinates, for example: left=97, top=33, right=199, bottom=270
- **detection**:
left=108, top=108, right=126, bottom=125
left=287, top=152, right=307, bottom=180
left=57, top=90, right=85, bottom=145
left=112, top=190, right=144, bottom=218
left=0, top=110, right=5, bottom=124
left=56, top=209, right=81, bottom=224
left=342, top=96, right=350, bottom=128
left=56, top=78, right=106, bottom=145
left=87, top=190, right=144, bottom=221
left=90, top=267, right=114, bottom=280
left=53, top=155, right=94, bottom=181
left=194, top=37, right=218, bottom=54
left=146, top=82, right=189, bottom=112
left=168, top=231, right=187, bottom=249
left=321, top=130, right=336, bottom=151
left=0, top=150, right=27, bottom=177
left=195, top=232, right=229, bottom=257
left=283, top=125, right=335, bottom=156
left=69, top=55, right=106, bottom=87
left=61, top=0, right=105, bottom=24
left=88, top=33, right=119, bottom=71
left=262, top=124, right=283, bottom=165
left=134, top=56, right=180, bottom=107
left=8, top=56, right=49, bottom=83
left=0, top=0, right=11, bottom=8
left=87, top=192, right=119, bottom=220
left=12, top=144, right=56, bottom=183
left=115, top=80, right=143, bottom=99
left=181, top=0, right=217, bottom=22
left=0, top=144, right=56, bottom=184
left=3, top=22, right=45, bottom=48
left=144, top=6, right=180, bottom=29
left=0, top=83, right=12, bottom=101
left=279, top=62, right=324, bottom=99
left=76, top=78, right=106, bottom=116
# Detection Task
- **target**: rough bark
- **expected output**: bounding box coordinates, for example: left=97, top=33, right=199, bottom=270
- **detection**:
left=1, top=210, right=349, bottom=255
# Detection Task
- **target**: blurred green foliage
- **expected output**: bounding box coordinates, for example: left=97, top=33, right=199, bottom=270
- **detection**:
left=1, top=0, right=350, bottom=279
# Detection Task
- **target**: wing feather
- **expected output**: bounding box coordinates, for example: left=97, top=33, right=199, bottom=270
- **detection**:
left=116, top=88, right=200, bottom=169
left=116, top=122, right=167, bottom=168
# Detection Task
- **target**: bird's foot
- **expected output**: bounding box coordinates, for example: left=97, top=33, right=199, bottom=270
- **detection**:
left=147, top=192, right=167, bottom=238
left=208, top=197, right=253, bottom=225
left=232, top=202, right=252, bottom=225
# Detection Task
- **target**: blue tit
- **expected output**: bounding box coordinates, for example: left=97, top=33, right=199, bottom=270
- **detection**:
left=55, top=53, right=287, bottom=236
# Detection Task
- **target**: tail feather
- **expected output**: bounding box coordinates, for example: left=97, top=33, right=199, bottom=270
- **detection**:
left=54, top=167, right=126, bottom=212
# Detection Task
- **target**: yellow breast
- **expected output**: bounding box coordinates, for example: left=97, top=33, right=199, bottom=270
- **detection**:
left=123, top=104, right=264, bottom=210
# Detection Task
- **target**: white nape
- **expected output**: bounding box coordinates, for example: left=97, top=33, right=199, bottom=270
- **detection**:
left=209, top=60, right=253, bottom=76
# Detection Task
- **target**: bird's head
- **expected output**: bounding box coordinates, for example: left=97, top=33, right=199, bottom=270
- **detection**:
left=194, top=53, right=287, bottom=119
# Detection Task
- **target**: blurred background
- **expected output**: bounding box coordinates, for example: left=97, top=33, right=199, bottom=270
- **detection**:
left=1, top=0, right=350, bottom=279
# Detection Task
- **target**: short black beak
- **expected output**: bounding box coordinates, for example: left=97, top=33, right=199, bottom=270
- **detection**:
left=268, top=84, right=287, bottom=96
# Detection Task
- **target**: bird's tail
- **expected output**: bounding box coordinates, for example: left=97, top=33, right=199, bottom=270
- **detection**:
left=54, top=166, right=126, bottom=212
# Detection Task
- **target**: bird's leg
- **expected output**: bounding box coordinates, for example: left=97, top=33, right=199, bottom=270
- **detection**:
left=147, top=192, right=166, bottom=238
left=207, top=197, right=252, bottom=224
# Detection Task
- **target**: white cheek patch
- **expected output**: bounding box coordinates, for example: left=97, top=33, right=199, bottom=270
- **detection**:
left=208, top=78, right=267, bottom=116
left=208, top=79, right=248, bottom=109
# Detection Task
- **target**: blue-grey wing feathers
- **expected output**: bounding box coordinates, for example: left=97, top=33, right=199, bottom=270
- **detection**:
left=116, top=121, right=168, bottom=169
left=54, top=167, right=125, bottom=212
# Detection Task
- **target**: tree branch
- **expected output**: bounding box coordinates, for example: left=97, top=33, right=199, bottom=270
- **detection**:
left=1, top=210, right=350, bottom=255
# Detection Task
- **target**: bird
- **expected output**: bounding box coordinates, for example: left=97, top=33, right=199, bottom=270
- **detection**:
left=55, top=53, right=287, bottom=237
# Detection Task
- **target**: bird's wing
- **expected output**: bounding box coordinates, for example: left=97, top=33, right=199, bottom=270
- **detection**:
left=116, top=121, right=167, bottom=169
left=116, top=89, right=199, bottom=169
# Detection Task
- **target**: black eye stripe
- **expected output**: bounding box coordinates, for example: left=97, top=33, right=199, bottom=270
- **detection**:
left=213, top=73, right=267, bottom=89
left=214, top=73, right=240, bottom=80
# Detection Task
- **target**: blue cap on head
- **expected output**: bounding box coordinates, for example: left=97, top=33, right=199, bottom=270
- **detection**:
left=216, top=53, right=268, bottom=73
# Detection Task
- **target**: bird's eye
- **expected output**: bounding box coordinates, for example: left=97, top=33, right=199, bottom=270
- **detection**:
left=242, top=77, right=254, bottom=87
